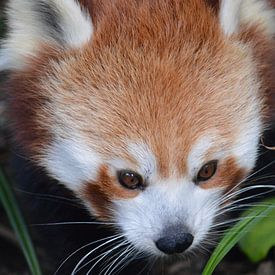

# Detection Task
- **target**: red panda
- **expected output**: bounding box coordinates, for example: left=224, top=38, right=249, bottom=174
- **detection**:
left=1, top=0, right=275, bottom=273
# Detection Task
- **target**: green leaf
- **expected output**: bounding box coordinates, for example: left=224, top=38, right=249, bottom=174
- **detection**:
left=0, top=168, right=42, bottom=275
left=239, top=199, right=275, bottom=262
left=202, top=198, right=275, bottom=275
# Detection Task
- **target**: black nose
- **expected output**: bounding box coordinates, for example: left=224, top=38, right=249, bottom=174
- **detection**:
left=155, top=233, right=194, bottom=254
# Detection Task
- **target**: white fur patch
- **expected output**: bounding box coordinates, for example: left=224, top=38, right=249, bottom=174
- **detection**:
left=0, top=0, right=93, bottom=71
left=114, top=179, right=222, bottom=255
left=127, top=142, right=157, bottom=180
left=231, top=64, right=263, bottom=171
left=220, top=0, right=275, bottom=36
left=240, top=0, right=275, bottom=36
left=52, top=0, right=93, bottom=48
left=113, top=128, right=261, bottom=255
left=187, top=134, right=216, bottom=175
left=187, top=132, right=229, bottom=178
left=44, top=138, right=101, bottom=191
left=219, top=0, right=242, bottom=35
left=232, top=111, right=262, bottom=170
left=112, top=131, right=260, bottom=256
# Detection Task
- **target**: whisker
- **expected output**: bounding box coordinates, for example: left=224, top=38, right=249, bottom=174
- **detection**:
left=248, top=175, right=275, bottom=183
left=195, top=242, right=214, bottom=254
left=114, top=247, right=137, bottom=275
left=205, top=184, right=275, bottom=216
left=208, top=229, right=255, bottom=235
left=53, top=234, right=122, bottom=275
left=14, top=188, right=80, bottom=203
left=80, top=240, right=128, bottom=274
left=72, top=234, right=125, bottom=275
left=147, top=257, right=158, bottom=275
left=99, top=246, right=129, bottom=275
left=210, top=212, right=275, bottom=230
left=136, top=258, right=151, bottom=275
left=219, top=184, right=275, bottom=205
left=32, top=221, right=116, bottom=226
left=217, top=204, right=275, bottom=219
left=216, top=189, right=275, bottom=215
left=113, top=249, right=139, bottom=275
left=221, top=160, right=275, bottom=199
left=101, top=245, right=133, bottom=275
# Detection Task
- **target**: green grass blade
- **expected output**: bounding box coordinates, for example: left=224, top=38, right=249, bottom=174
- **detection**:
left=0, top=168, right=42, bottom=275
left=239, top=200, right=275, bottom=262
left=202, top=200, right=275, bottom=275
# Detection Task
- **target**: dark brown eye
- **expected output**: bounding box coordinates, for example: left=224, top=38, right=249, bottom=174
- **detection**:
left=118, top=170, right=144, bottom=190
left=196, top=160, right=218, bottom=183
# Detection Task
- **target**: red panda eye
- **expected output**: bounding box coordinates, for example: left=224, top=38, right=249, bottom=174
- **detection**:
left=118, top=170, right=144, bottom=190
left=196, top=160, right=218, bottom=183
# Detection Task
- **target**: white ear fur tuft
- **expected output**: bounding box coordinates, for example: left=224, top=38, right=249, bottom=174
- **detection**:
left=219, top=0, right=242, bottom=36
left=220, top=0, right=275, bottom=36
left=0, top=0, right=93, bottom=71
left=51, top=0, right=93, bottom=48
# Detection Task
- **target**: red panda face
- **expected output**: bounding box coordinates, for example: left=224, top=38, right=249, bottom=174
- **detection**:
left=2, top=0, right=274, bottom=256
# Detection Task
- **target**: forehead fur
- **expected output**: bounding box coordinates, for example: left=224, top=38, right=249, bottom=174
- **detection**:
left=7, top=0, right=271, bottom=175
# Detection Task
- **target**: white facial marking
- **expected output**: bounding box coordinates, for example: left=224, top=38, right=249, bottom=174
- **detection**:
left=52, top=0, right=93, bottom=48
left=240, top=0, right=275, bottom=37
left=0, top=0, right=93, bottom=71
left=128, top=142, right=157, bottom=180
left=219, top=0, right=242, bottom=35
left=107, top=158, right=135, bottom=177
left=231, top=68, right=262, bottom=170
left=114, top=124, right=261, bottom=256
left=232, top=114, right=262, bottom=170
left=187, top=133, right=222, bottom=176
left=220, top=0, right=275, bottom=37
left=114, top=179, right=222, bottom=255
left=45, top=138, right=101, bottom=191
left=111, top=137, right=224, bottom=255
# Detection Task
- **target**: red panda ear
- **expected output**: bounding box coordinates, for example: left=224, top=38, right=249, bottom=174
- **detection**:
left=219, top=0, right=275, bottom=37
left=0, top=0, right=93, bottom=71
left=219, top=0, right=275, bottom=124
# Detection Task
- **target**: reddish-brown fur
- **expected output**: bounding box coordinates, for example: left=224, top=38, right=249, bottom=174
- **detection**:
left=5, top=0, right=274, bottom=209
left=82, top=159, right=247, bottom=219
left=201, top=157, right=246, bottom=189
left=83, top=165, right=139, bottom=219
left=238, top=26, right=275, bottom=123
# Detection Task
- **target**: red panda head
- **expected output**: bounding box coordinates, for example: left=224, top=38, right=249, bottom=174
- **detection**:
left=1, top=0, right=274, bottom=256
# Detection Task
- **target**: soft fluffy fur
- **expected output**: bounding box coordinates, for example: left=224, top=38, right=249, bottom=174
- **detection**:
left=1, top=0, right=275, bottom=273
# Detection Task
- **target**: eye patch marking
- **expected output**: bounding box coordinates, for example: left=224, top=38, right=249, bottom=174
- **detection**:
left=199, top=157, right=246, bottom=189
left=83, top=165, right=139, bottom=220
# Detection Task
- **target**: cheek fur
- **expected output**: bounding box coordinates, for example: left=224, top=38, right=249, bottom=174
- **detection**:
left=200, top=157, right=247, bottom=190
left=113, top=182, right=222, bottom=254
left=82, top=165, right=139, bottom=220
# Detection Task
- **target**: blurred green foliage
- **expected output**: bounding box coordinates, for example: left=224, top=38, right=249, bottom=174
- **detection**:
left=203, top=197, right=275, bottom=275
left=239, top=199, right=275, bottom=262
left=0, top=168, right=42, bottom=275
